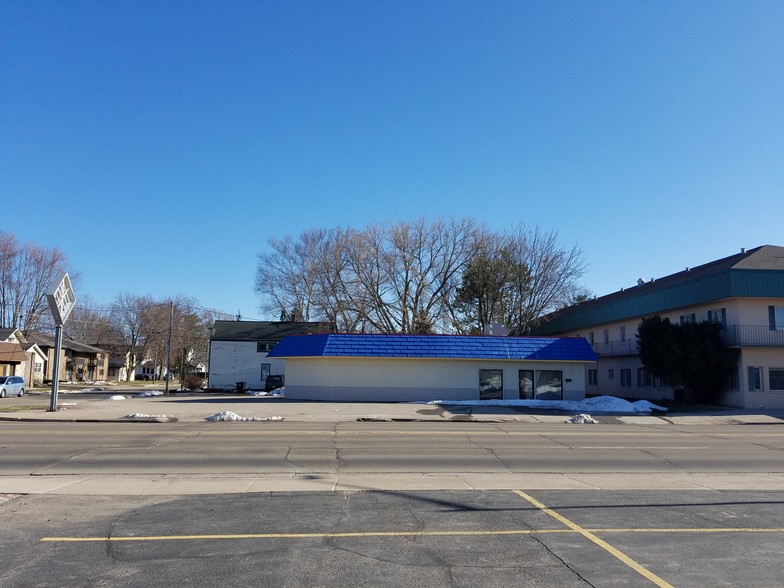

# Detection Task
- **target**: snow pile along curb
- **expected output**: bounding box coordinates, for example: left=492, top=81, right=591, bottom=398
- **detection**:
left=204, top=411, right=285, bottom=422
left=566, top=414, right=598, bottom=424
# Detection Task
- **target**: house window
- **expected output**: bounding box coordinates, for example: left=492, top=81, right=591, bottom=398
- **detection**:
left=608, top=369, right=615, bottom=380
left=479, top=369, right=503, bottom=400
left=748, top=366, right=763, bottom=391
left=257, top=342, right=276, bottom=353
left=680, top=313, right=696, bottom=325
left=769, top=306, right=784, bottom=331
left=588, top=369, right=598, bottom=386
left=518, top=370, right=534, bottom=399
left=770, top=369, right=784, bottom=391
left=708, top=308, right=727, bottom=328
left=535, top=370, right=562, bottom=400
left=603, top=329, right=609, bottom=344
left=619, top=326, right=626, bottom=342
left=261, top=363, right=271, bottom=381
left=588, top=331, right=595, bottom=345
left=620, top=369, right=632, bottom=387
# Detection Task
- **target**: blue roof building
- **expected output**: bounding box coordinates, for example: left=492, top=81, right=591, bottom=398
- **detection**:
left=267, top=333, right=596, bottom=402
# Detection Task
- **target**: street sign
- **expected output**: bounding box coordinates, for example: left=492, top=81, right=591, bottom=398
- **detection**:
left=46, top=273, right=76, bottom=326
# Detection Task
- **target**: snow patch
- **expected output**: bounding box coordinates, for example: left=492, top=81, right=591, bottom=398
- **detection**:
left=567, top=414, right=598, bottom=424
left=134, top=390, right=164, bottom=398
left=107, top=395, right=127, bottom=401
left=204, top=411, right=284, bottom=422
left=124, top=413, right=168, bottom=420
left=423, top=395, right=667, bottom=413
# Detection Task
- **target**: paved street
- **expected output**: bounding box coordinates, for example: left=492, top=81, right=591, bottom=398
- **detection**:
left=3, top=397, right=784, bottom=586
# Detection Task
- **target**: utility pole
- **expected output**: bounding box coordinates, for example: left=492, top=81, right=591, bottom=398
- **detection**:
left=165, top=300, right=173, bottom=394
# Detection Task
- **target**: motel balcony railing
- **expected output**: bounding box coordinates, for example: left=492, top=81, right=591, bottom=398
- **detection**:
left=591, top=325, right=784, bottom=356
left=720, top=325, right=784, bottom=347
left=590, top=339, right=638, bottom=357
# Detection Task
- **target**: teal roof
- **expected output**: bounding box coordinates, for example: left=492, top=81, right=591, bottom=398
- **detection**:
left=536, top=245, right=784, bottom=334
left=268, top=333, right=597, bottom=362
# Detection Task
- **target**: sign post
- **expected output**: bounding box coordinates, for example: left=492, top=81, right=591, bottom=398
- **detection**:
left=46, top=273, right=76, bottom=412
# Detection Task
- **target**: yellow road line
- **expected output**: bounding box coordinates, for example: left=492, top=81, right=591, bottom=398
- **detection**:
left=41, top=529, right=570, bottom=542
left=514, top=490, right=675, bottom=588
left=40, top=526, right=784, bottom=543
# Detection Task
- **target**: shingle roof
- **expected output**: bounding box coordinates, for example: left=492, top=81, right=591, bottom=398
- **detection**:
left=24, top=332, right=107, bottom=354
left=267, top=333, right=597, bottom=362
left=210, top=320, right=334, bottom=341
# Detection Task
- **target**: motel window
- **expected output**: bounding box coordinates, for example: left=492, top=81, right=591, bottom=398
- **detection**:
left=479, top=369, right=503, bottom=400
left=725, top=367, right=739, bottom=391
left=679, top=313, right=696, bottom=325
left=620, top=369, right=632, bottom=387
left=637, top=367, right=653, bottom=388
left=588, top=369, right=598, bottom=386
left=708, top=308, right=727, bottom=329
left=519, top=370, right=534, bottom=399
left=770, top=369, right=784, bottom=391
left=748, top=367, right=763, bottom=391
left=769, top=307, right=784, bottom=331
left=535, top=370, right=563, bottom=400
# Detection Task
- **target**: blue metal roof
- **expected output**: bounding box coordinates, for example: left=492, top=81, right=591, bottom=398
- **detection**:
left=267, top=333, right=597, bottom=362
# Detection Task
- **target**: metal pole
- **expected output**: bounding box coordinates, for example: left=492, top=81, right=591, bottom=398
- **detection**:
left=48, top=324, right=62, bottom=412
left=165, top=300, right=173, bottom=394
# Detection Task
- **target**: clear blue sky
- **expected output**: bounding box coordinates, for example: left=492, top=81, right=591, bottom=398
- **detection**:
left=3, top=1, right=782, bottom=319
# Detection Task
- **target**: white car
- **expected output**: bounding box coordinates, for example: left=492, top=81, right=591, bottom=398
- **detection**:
left=0, top=376, right=25, bottom=398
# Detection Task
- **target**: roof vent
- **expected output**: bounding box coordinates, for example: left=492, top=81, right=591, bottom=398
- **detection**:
left=637, top=278, right=645, bottom=286
left=741, top=247, right=746, bottom=254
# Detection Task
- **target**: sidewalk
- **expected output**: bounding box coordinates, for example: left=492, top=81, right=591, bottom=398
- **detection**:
left=3, top=390, right=784, bottom=425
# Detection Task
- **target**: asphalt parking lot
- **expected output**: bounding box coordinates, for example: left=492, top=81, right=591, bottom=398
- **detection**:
left=2, top=489, right=783, bottom=587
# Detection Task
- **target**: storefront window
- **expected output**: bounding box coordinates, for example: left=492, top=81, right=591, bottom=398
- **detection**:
left=479, top=369, right=503, bottom=400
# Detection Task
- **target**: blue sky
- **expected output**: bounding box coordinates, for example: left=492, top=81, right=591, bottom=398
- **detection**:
left=3, top=1, right=783, bottom=320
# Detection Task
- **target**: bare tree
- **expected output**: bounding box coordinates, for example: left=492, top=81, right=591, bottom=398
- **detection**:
left=65, top=296, right=115, bottom=345
left=254, top=217, right=587, bottom=335
left=109, top=293, right=156, bottom=380
left=504, top=225, right=588, bottom=334
left=0, top=231, right=72, bottom=335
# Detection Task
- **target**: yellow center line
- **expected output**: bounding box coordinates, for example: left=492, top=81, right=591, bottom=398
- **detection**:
left=514, top=490, right=675, bottom=588
left=40, top=526, right=784, bottom=543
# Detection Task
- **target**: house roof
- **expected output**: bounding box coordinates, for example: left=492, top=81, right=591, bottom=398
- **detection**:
left=267, top=333, right=597, bottom=362
left=536, top=245, right=784, bottom=334
left=0, top=341, right=28, bottom=363
left=210, top=320, right=334, bottom=342
left=0, top=328, right=23, bottom=342
left=24, top=332, right=107, bottom=354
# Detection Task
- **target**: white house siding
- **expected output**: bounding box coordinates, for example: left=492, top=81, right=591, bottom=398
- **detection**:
left=282, top=357, right=589, bottom=402
left=208, top=341, right=284, bottom=390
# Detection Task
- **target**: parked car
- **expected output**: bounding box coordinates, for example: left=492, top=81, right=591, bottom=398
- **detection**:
left=0, top=376, right=25, bottom=398
left=264, top=375, right=284, bottom=391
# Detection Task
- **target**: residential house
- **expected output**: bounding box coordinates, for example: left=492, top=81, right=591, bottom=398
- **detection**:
left=0, top=328, right=47, bottom=385
left=208, top=320, right=333, bottom=391
left=25, top=332, right=110, bottom=383
left=535, top=245, right=784, bottom=409
left=266, top=333, right=596, bottom=402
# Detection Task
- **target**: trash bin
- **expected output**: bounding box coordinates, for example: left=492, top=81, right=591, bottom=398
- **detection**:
left=236, top=382, right=246, bottom=394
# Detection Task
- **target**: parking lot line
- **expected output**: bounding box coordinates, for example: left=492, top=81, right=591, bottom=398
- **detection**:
left=514, top=490, right=675, bottom=588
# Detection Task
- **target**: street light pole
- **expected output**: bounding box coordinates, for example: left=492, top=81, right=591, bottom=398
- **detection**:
left=165, top=300, right=173, bottom=394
